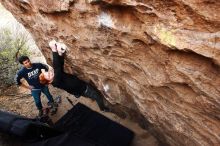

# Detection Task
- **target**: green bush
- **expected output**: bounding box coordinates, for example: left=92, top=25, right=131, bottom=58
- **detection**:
left=0, top=27, right=30, bottom=88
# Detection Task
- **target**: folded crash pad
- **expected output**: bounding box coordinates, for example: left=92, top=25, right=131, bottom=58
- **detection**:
left=0, top=110, right=60, bottom=142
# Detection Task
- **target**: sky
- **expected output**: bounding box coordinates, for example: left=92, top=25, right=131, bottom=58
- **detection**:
left=0, top=3, right=17, bottom=28
left=0, top=3, right=46, bottom=64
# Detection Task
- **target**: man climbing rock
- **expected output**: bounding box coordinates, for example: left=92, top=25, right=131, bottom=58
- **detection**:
left=15, top=56, right=57, bottom=117
left=39, top=40, right=109, bottom=112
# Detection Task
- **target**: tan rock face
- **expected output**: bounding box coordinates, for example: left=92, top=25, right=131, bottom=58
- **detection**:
left=1, top=0, right=219, bottom=145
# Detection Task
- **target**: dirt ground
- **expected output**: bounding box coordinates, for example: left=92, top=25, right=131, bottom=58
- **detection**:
left=0, top=85, right=159, bottom=146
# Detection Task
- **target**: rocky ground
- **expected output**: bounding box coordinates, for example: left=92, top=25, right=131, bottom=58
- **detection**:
left=0, top=85, right=159, bottom=146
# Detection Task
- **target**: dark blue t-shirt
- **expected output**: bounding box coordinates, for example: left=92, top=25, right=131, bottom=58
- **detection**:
left=15, top=63, right=48, bottom=89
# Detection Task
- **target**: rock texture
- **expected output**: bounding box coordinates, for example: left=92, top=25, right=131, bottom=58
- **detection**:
left=0, top=0, right=220, bottom=145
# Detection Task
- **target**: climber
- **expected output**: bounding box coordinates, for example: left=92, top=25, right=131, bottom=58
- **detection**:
left=39, top=40, right=109, bottom=112
left=15, top=56, right=57, bottom=117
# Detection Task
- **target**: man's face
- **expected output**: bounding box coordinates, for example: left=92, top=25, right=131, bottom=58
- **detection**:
left=22, top=59, right=32, bottom=68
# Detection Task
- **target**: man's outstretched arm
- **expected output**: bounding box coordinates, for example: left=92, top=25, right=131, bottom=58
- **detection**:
left=14, top=72, right=33, bottom=90
left=37, top=63, right=49, bottom=72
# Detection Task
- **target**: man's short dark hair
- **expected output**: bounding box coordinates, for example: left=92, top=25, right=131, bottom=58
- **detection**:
left=18, top=56, right=29, bottom=64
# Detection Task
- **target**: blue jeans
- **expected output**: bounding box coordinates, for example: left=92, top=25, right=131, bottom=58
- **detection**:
left=31, top=86, right=54, bottom=110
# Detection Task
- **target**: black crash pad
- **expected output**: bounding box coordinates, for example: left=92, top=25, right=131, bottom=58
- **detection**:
left=53, top=103, right=134, bottom=146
